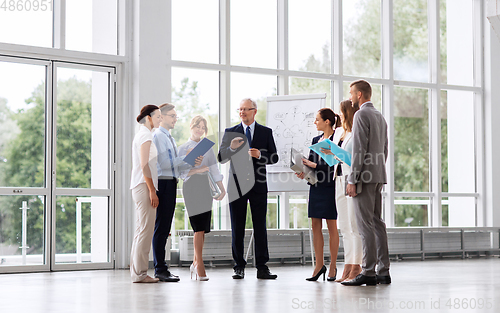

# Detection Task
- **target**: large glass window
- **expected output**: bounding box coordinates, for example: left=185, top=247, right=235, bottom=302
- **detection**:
left=443, top=197, right=476, bottom=227
left=395, top=197, right=429, bottom=227
left=440, top=0, right=474, bottom=86
left=0, top=1, right=118, bottom=54
left=441, top=90, right=475, bottom=194
left=0, top=61, right=46, bottom=188
left=65, top=0, right=118, bottom=54
left=55, top=67, right=110, bottom=189
left=55, top=196, right=109, bottom=264
left=172, top=0, right=219, bottom=63
left=167, top=0, right=483, bottom=229
left=343, top=0, right=381, bottom=78
left=394, top=87, right=429, bottom=192
left=230, top=73, right=277, bottom=126
left=0, top=195, right=45, bottom=266
left=289, top=77, right=331, bottom=107
left=230, top=0, right=277, bottom=69
left=288, top=0, right=331, bottom=73
left=171, top=68, right=220, bottom=146
left=393, top=0, right=429, bottom=82
left=0, top=4, right=52, bottom=47
left=288, top=194, right=308, bottom=229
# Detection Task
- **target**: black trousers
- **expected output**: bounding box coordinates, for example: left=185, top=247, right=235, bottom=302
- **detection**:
left=152, top=179, right=177, bottom=274
left=229, top=188, right=269, bottom=270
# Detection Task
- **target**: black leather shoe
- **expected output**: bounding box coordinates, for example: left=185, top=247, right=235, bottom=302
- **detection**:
left=341, top=274, right=376, bottom=286
left=306, top=265, right=327, bottom=281
left=376, top=275, right=391, bottom=284
left=155, top=270, right=180, bottom=282
left=257, top=268, right=277, bottom=279
left=326, top=268, right=337, bottom=282
left=232, top=268, right=245, bottom=279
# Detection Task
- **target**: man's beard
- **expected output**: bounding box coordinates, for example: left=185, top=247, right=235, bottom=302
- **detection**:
left=352, top=99, right=360, bottom=110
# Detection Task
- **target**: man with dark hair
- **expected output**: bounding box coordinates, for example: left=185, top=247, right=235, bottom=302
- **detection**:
left=218, top=98, right=279, bottom=279
left=342, top=80, right=391, bottom=286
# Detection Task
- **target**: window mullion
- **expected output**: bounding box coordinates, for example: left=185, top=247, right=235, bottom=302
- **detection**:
left=332, top=0, right=342, bottom=107
left=474, top=0, right=485, bottom=226
left=219, top=0, right=231, bottom=231
left=429, top=0, right=442, bottom=227
left=381, top=0, right=395, bottom=226
left=53, top=0, right=66, bottom=49
left=277, top=0, right=288, bottom=95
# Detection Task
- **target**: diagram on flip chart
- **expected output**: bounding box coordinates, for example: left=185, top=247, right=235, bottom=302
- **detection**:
left=266, top=94, right=326, bottom=173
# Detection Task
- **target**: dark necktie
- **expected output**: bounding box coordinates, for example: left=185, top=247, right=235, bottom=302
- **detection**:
left=167, top=134, right=177, bottom=178
left=245, top=126, right=252, bottom=147
left=168, top=134, right=178, bottom=157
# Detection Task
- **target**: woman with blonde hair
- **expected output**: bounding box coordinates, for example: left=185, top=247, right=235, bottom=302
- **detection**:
left=130, top=104, right=162, bottom=283
left=178, top=115, right=226, bottom=281
left=322, top=99, right=362, bottom=282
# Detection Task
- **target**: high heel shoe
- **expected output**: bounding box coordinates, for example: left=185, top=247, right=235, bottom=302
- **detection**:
left=327, top=268, right=337, bottom=282
left=193, top=263, right=209, bottom=281
left=306, top=265, right=327, bottom=281
left=190, top=263, right=196, bottom=280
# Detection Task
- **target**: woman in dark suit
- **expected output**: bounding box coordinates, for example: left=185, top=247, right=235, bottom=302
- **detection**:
left=297, top=108, right=341, bottom=281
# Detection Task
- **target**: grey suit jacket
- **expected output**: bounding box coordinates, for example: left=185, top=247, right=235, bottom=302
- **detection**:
left=347, top=102, right=388, bottom=185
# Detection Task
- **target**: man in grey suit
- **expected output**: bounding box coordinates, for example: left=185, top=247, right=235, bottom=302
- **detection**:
left=342, top=80, right=391, bottom=286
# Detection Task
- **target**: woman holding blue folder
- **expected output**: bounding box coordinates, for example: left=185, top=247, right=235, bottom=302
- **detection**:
left=297, top=108, right=341, bottom=281
left=178, top=115, right=226, bottom=281
left=322, top=100, right=362, bottom=282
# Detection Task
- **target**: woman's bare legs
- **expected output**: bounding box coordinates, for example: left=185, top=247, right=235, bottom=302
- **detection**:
left=311, top=218, right=325, bottom=276
left=326, top=219, right=339, bottom=278
left=193, top=231, right=206, bottom=277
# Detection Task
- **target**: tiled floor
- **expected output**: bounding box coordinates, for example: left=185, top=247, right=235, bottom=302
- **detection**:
left=1, top=258, right=499, bottom=312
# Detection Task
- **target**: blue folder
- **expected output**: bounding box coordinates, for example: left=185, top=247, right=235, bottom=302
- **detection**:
left=308, top=139, right=351, bottom=167
left=183, top=137, right=215, bottom=166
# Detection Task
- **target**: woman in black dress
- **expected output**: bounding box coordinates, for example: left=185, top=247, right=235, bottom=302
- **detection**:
left=297, top=108, right=341, bottom=281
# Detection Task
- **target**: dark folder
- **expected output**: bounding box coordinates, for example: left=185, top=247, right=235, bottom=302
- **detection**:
left=183, top=138, right=215, bottom=166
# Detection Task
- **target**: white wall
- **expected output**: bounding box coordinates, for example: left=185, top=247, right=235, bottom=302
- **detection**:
left=116, top=0, right=171, bottom=269
left=484, top=9, right=500, bottom=228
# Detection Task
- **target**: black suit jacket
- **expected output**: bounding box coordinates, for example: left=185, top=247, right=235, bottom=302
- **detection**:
left=308, top=134, right=336, bottom=187
left=218, top=122, right=279, bottom=201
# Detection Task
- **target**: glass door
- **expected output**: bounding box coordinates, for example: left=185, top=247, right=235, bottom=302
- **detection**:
left=0, top=59, right=116, bottom=273
left=51, top=63, right=115, bottom=270
left=0, top=57, right=51, bottom=272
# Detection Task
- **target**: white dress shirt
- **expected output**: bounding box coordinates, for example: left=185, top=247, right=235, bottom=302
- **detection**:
left=130, top=125, right=158, bottom=190
left=241, top=121, right=256, bottom=140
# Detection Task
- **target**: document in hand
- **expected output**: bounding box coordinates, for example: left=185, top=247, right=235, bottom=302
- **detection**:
left=344, top=175, right=363, bottom=196
left=308, top=139, right=351, bottom=167
left=183, top=138, right=215, bottom=166
left=290, top=148, right=318, bottom=185
left=326, top=140, right=351, bottom=166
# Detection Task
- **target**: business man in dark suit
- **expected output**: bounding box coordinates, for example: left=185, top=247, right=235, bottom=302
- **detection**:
left=218, top=98, right=279, bottom=279
left=342, top=80, right=391, bottom=286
